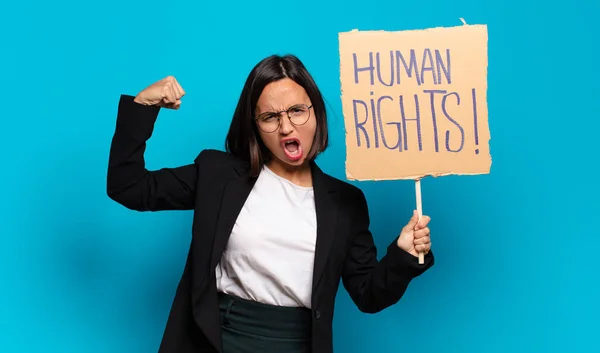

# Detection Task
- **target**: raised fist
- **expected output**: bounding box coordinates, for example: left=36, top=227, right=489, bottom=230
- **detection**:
left=133, top=76, right=186, bottom=110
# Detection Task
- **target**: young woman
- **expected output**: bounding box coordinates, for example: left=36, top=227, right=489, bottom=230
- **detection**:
left=107, top=54, right=434, bottom=353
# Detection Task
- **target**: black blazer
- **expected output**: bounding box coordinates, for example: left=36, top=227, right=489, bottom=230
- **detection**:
left=107, top=94, right=434, bottom=353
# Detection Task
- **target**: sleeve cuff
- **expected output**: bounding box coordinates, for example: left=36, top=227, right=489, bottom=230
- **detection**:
left=119, top=94, right=161, bottom=118
left=383, top=240, right=435, bottom=278
left=115, top=94, right=161, bottom=138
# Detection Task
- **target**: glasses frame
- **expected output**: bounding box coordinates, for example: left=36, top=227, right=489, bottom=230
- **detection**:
left=255, top=104, right=314, bottom=133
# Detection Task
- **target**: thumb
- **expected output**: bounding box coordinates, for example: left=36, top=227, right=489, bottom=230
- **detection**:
left=405, top=210, right=419, bottom=230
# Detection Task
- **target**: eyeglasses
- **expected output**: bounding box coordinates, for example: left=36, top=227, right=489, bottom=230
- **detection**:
left=255, top=104, right=313, bottom=133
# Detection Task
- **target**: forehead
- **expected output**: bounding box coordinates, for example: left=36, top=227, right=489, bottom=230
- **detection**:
left=256, top=78, right=310, bottom=112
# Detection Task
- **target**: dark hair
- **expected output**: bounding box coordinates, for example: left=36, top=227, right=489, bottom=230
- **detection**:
left=225, top=54, right=328, bottom=177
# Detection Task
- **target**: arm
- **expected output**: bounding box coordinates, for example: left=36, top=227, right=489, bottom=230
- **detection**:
left=106, top=94, right=199, bottom=211
left=341, top=188, right=434, bottom=314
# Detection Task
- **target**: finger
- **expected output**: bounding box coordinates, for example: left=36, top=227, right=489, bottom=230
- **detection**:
left=416, top=215, right=430, bottom=229
left=415, top=243, right=430, bottom=253
left=161, top=84, right=174, bottom=103
left=413, top=239, right=431, bottom=248
left=162, top=99, right=181, bottom=110
left=174, top=85, right=184, bottom=100
left=413, top=236, right=430, bottom=245
left=168, top=79, right=182, bottom=100
left=168, top=84, right=178, bottom=103
left=164, top=76, right=184, bottom=99
left=413, top=227, right=430, bottom=239
left=413, top=232, right=431, bottom=245
left=174, top=80, right=185, bottom=98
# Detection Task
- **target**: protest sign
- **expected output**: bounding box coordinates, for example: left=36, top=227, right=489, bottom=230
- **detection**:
left=339, top=23, right=491, bottom=181
left=338, top=22, right=491, bottom=262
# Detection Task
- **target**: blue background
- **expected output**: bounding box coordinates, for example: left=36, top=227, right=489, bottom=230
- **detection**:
left=1, top=0, right=599, bottom=352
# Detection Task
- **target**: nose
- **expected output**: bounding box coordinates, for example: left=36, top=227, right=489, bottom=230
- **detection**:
left=278, top=116, right=294, bottom=135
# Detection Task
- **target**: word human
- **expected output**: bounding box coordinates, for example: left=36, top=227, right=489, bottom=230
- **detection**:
left=352, top=48, right=451, bottom=86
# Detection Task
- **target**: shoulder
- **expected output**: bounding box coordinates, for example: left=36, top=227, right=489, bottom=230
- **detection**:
left=317, top=170, right=372, bottom=230
left=319, top=169, right=368, bottom=207
left=194, top=148, right=236, bottom=165
left=193, top=149, right=247, bottom=176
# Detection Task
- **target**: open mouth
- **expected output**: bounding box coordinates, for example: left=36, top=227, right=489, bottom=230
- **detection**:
left=281, top=138, right=303, bottom=161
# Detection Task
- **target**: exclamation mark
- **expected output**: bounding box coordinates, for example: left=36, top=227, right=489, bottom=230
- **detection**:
left=472, top=88, right=479, bottom=155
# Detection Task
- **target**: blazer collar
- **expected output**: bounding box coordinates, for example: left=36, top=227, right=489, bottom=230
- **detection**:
left=211, top=159, right=339, bottom=295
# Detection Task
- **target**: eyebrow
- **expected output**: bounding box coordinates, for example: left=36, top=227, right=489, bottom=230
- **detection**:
left=256, top=110, right=276, bottom=118
left=258, top=103, right=308, bottom=115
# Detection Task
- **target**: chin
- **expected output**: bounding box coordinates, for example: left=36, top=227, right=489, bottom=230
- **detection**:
left=273, top=154, right=307, bottom=169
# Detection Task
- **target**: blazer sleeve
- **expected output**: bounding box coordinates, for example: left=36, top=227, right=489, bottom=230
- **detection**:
left=341, top=188, right=434, bottom=314
left=106, top=94, right=199, bottom=211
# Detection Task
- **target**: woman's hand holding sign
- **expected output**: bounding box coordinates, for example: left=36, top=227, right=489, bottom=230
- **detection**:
left=397, top=210, right=432, bottom=259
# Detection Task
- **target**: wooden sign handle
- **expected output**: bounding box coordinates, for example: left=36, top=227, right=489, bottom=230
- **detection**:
left=415, top=179, right=425, bottom=264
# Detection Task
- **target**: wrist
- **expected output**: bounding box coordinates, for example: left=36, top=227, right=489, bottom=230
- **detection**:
left=396, top=238, right=414, bottom=255
left=133, top=95, right=152, bottom=105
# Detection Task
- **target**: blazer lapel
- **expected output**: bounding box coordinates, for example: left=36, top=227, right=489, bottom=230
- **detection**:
left=210, top=165, right=257, bottom=269
left=310, top=162, right=339, bottom=296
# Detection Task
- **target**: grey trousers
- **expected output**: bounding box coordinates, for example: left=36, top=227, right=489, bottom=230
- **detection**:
left=218, top=292, right=312, bottom=353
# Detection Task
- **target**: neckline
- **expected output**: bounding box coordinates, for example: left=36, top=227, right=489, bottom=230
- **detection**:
left=263, top=165, right=314, bottom=191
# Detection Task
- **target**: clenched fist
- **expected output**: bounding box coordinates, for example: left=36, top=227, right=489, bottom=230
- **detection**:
left=134, top=76, right=186, bottom=110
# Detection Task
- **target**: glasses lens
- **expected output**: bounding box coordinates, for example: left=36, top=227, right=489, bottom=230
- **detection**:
left=289, top=105, right=310, bottom=125
left=258, top=115, right=279, bottom=132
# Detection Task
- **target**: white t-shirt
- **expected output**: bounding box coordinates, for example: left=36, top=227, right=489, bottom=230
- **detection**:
left=215, top=165, right=317, bottom=308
